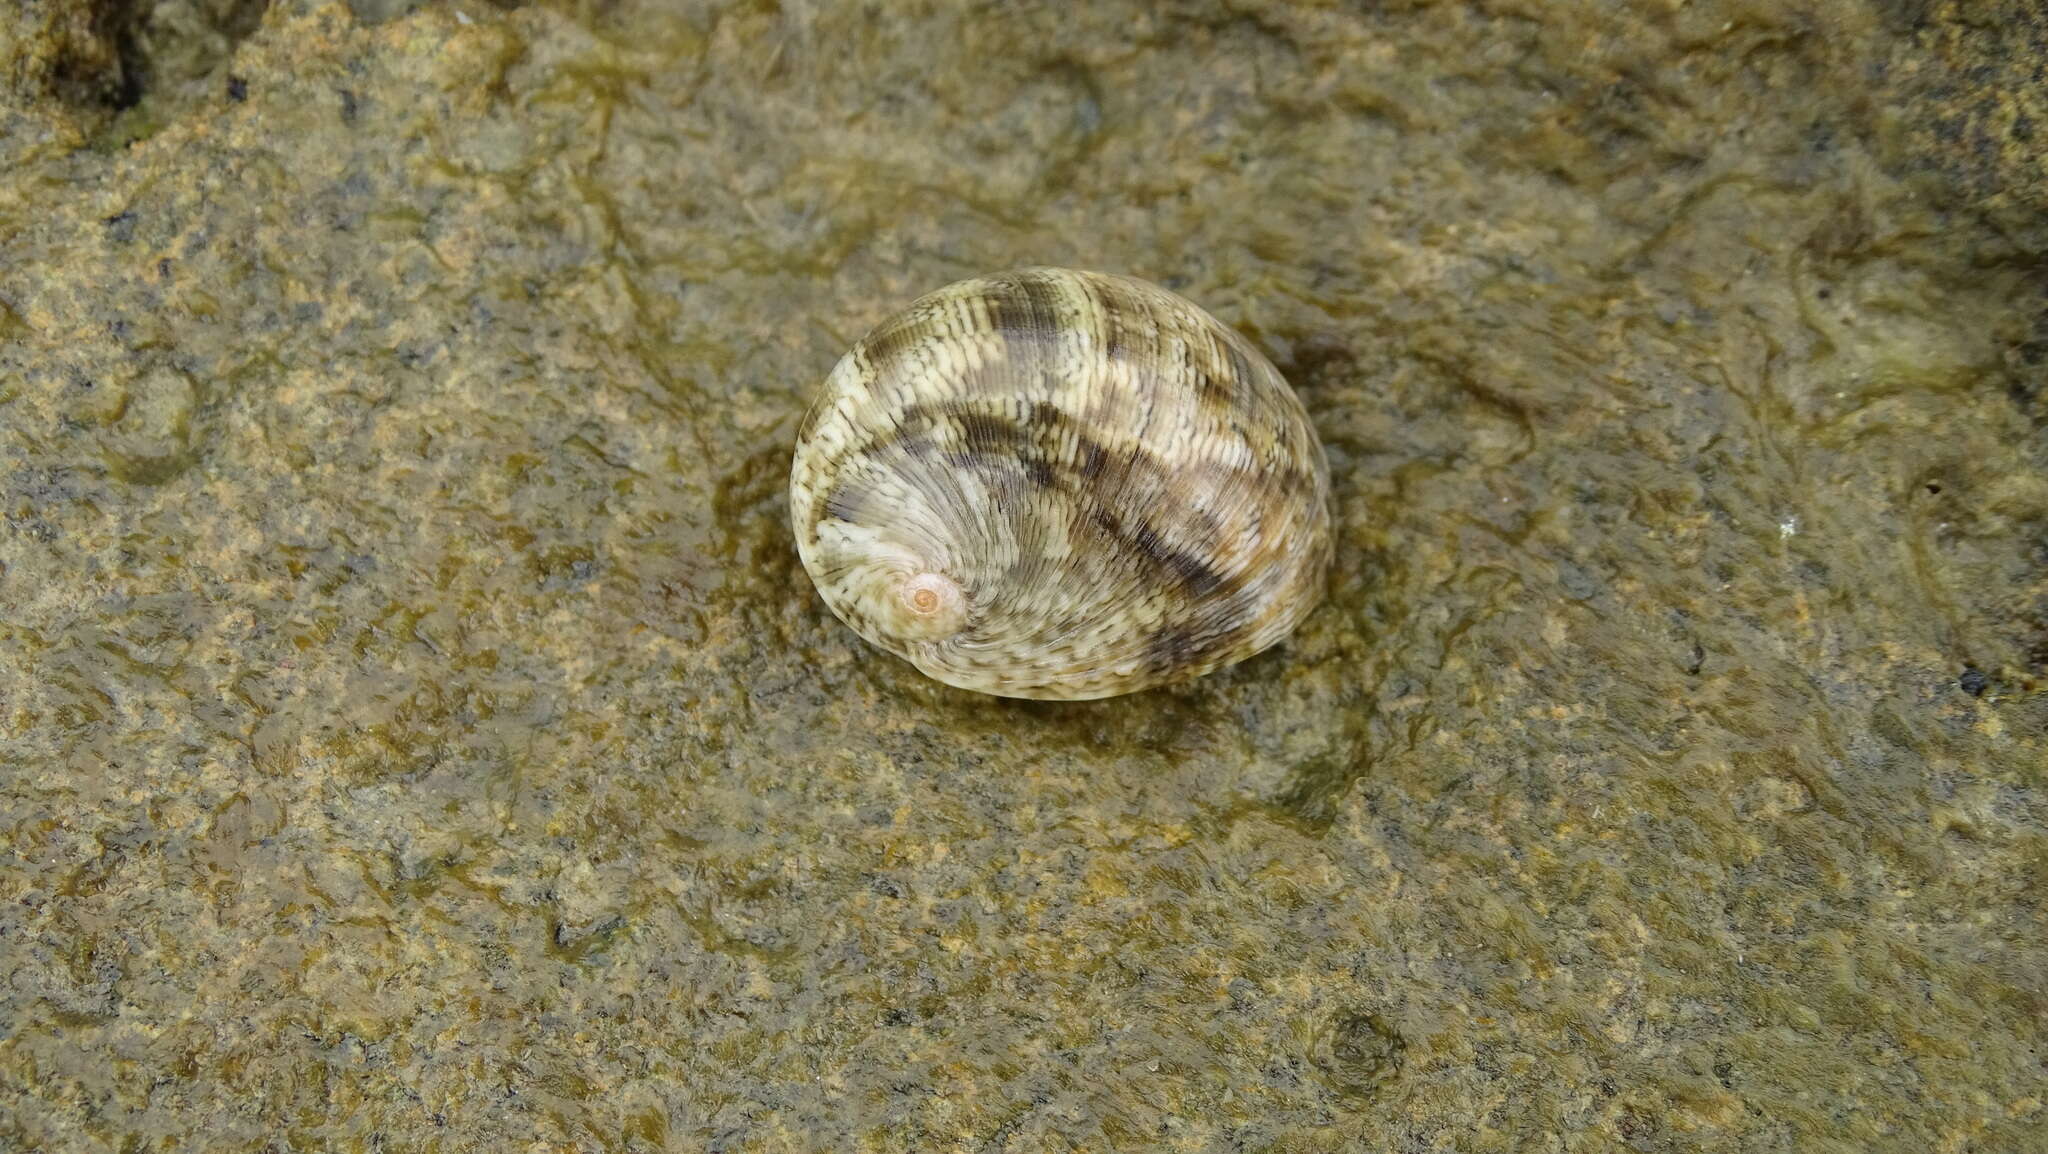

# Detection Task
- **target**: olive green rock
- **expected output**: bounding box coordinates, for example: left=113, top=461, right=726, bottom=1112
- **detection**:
left=1, top=1, right=2043, bottom=1151
left=1876, top=0, right=2048, bottom=257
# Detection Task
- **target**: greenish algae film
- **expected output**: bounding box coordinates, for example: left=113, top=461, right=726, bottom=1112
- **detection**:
left=1, top=1, right=2044, bottom=1151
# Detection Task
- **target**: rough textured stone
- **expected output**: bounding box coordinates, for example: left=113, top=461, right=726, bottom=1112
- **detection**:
left=1876, top=0, right=2048, bottom=258
left=1, top=1, right=2043, bottom=1150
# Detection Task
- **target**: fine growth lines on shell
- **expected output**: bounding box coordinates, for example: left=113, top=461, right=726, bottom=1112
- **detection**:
left=790, top=267, right=1331, bottom=700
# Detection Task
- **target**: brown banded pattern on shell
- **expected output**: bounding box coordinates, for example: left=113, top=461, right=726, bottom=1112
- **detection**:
left=790, top=267, right=1332, bottom=700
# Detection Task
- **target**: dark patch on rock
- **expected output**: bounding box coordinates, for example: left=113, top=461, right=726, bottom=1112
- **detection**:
left=1877, top=1, right=2048, bottom=255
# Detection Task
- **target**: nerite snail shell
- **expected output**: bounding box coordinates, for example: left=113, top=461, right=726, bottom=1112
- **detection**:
left=789, top=267, right=1332, bottom=700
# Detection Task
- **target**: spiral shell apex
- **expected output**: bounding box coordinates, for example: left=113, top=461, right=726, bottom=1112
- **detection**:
left=789, top=267, right=1333, bottom=700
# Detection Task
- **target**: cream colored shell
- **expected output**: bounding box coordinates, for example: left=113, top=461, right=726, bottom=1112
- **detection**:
left=789, top=267, right=1332, bottom=700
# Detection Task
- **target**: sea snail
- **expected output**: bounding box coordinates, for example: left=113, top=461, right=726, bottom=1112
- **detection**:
left=789, top=267, right=1332, bottom=700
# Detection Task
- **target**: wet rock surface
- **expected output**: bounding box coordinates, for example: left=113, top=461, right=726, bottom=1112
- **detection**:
left=1875, top=0, right=2048, bottom=259
left=2, top=1, right=2044, bottom=1149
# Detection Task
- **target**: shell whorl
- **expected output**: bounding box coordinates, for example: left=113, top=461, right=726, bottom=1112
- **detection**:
left=790, top=267, right=1332, bottom=700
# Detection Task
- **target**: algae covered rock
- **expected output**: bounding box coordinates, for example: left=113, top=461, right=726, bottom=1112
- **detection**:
left=1, top=1, right=2044, bottom=1150
left=1877, top=0, right=2048, bottom=256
